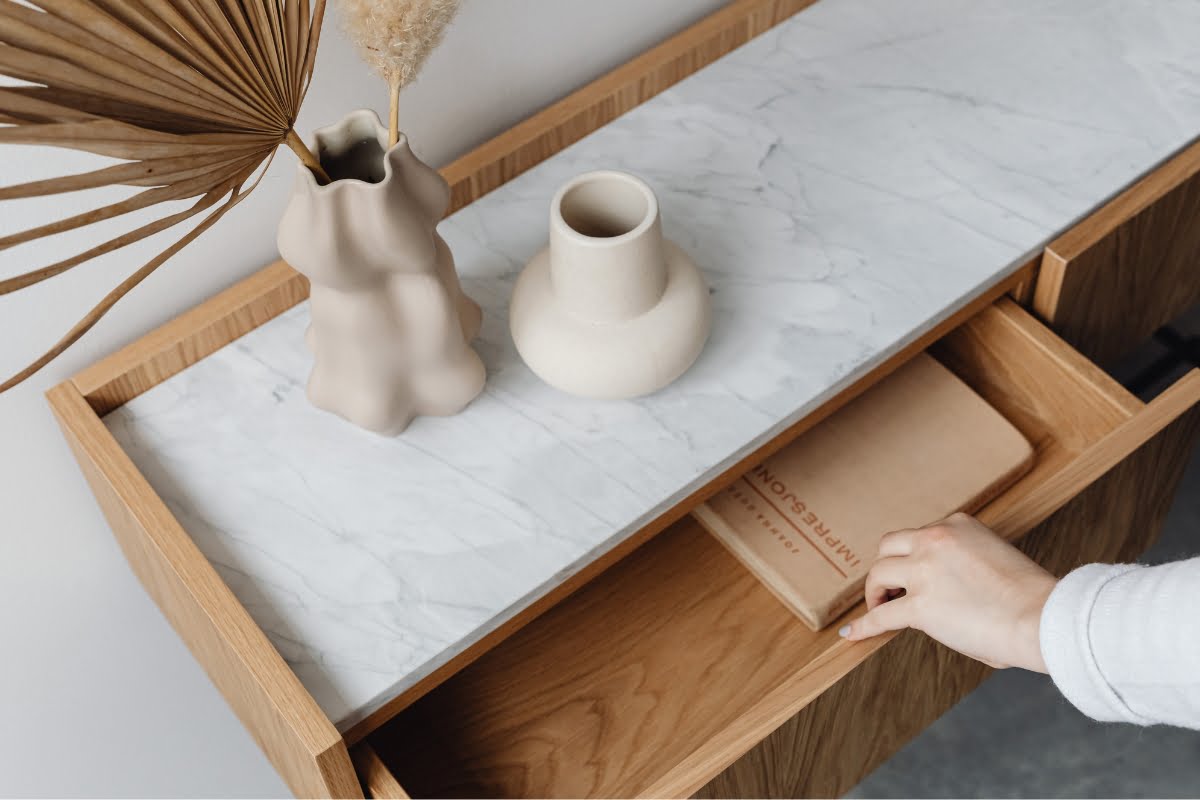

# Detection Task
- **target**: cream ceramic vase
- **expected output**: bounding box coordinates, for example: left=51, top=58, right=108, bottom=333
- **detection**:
left=509, top=170, right=711, bottom=399
left=277, top=110, right=484, bottom=435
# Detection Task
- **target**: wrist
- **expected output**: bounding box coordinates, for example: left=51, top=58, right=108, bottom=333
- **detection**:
left=1013, top=575, right=1056, bottom=672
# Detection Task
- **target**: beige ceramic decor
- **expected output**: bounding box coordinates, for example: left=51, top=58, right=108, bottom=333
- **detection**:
left=277, top=110, right=485, bottom=435
left=510, top=170, right=711, bottom=399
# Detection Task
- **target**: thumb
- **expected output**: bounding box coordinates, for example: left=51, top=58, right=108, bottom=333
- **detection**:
left=839, top=597, right=916, bottom=641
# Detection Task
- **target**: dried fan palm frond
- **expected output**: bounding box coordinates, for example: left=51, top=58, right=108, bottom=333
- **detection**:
left=0, top=0, right=332, bottom=393
left=338, top=0, right=461, bottom=146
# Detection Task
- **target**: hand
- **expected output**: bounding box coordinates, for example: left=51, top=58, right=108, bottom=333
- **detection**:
left=839, top=513, right=1056, bottom=672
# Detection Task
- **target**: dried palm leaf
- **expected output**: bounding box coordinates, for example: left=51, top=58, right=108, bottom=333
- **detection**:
left=338, top=0, right=460, bottom=146
left=0, top=0, right=332, bottom=393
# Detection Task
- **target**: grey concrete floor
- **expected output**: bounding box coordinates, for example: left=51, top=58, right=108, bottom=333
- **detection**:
left=848, top=311, right=1200, bottom=799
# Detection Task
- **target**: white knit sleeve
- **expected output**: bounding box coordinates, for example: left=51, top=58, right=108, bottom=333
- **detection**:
left=1038, top=557, right=1200, bottom=730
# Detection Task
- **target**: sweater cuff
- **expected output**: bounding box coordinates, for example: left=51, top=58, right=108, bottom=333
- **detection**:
left=1039, top=563, right=1144, bottom=724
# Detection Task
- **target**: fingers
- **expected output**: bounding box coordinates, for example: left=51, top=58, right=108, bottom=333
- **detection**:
left=864, top=556, right=910, bottom=609
left=840, top=596, right=916, bottom=640
left=877, top=527, right=918, bottom=558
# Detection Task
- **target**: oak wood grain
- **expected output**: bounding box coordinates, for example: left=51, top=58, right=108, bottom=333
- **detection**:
left=46, top=381, right=362, bottom=799
left=697, top=377, right=1200, bottom=798
left=352, top=745, right=411, bottom=800
left=363, top=302, right=1185, bottom=798
left=1034, top=136, right=1200, bottom=364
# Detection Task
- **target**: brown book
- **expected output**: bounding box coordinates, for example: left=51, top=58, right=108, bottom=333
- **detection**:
left=694, top=353, right=1034, bottom=630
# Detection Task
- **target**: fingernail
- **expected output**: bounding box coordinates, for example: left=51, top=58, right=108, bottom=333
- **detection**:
left=838, top=624, right=851, bottom=638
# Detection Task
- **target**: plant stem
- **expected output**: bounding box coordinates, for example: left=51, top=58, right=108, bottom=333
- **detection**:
left=388, top=77, right=400, bottom=148
left=284, top=128, right=331, bottom=184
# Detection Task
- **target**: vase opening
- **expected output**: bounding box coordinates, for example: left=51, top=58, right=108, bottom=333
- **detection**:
left=558, top=174, right=651, bottom=239
left=319, top=136, right=387, bottom=184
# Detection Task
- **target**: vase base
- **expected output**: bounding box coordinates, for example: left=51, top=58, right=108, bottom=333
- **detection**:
left=306, top=347, right=486, bottom=437
left=510, top=239, right=711, bottom=400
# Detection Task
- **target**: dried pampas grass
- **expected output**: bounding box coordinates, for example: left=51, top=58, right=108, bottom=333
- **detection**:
left=338, top=0, right=461, bottom=146
left=0, top=0, right=332, bottom=393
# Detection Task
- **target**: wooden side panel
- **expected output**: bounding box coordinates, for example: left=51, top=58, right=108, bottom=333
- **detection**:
left=696, top=386, right=1200, bottom=799
left=72, top=260, right=307, bottom=415
left=1033, top=137, right=1200, bottom=365
left=46, top=382, right=362, bottom=800
left=352, top=746, right=412, bottom=800
left=439, top=0, right=820, bottom=211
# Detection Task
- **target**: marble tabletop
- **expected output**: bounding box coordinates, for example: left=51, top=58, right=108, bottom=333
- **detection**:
left=105, top=0, right=1200, bottom=732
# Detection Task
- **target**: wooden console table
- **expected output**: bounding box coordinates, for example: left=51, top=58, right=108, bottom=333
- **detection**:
left=48, top=0, right=1200, bottom=796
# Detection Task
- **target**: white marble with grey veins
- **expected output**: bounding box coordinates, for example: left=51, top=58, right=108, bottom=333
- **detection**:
left=106, top=0, right=1200, bottom=731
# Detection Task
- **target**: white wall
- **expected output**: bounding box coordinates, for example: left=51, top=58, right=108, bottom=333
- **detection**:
left=0, top=2, right=725, bottom=794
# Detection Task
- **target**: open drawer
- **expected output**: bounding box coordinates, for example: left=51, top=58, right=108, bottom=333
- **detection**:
left=352, top=298, right=1200, bottom=799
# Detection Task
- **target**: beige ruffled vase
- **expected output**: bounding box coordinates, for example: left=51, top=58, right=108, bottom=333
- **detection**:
left=277, top=110, right=484, bottom=435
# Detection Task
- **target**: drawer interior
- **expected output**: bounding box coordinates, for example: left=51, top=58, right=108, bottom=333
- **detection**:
left=363, top=299, right=1140, bottom=798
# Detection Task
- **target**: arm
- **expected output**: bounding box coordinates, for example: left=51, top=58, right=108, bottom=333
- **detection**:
left=841, top=513, right=1200, bottom=730
left=1040, top=558, right=1200, bottom=728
